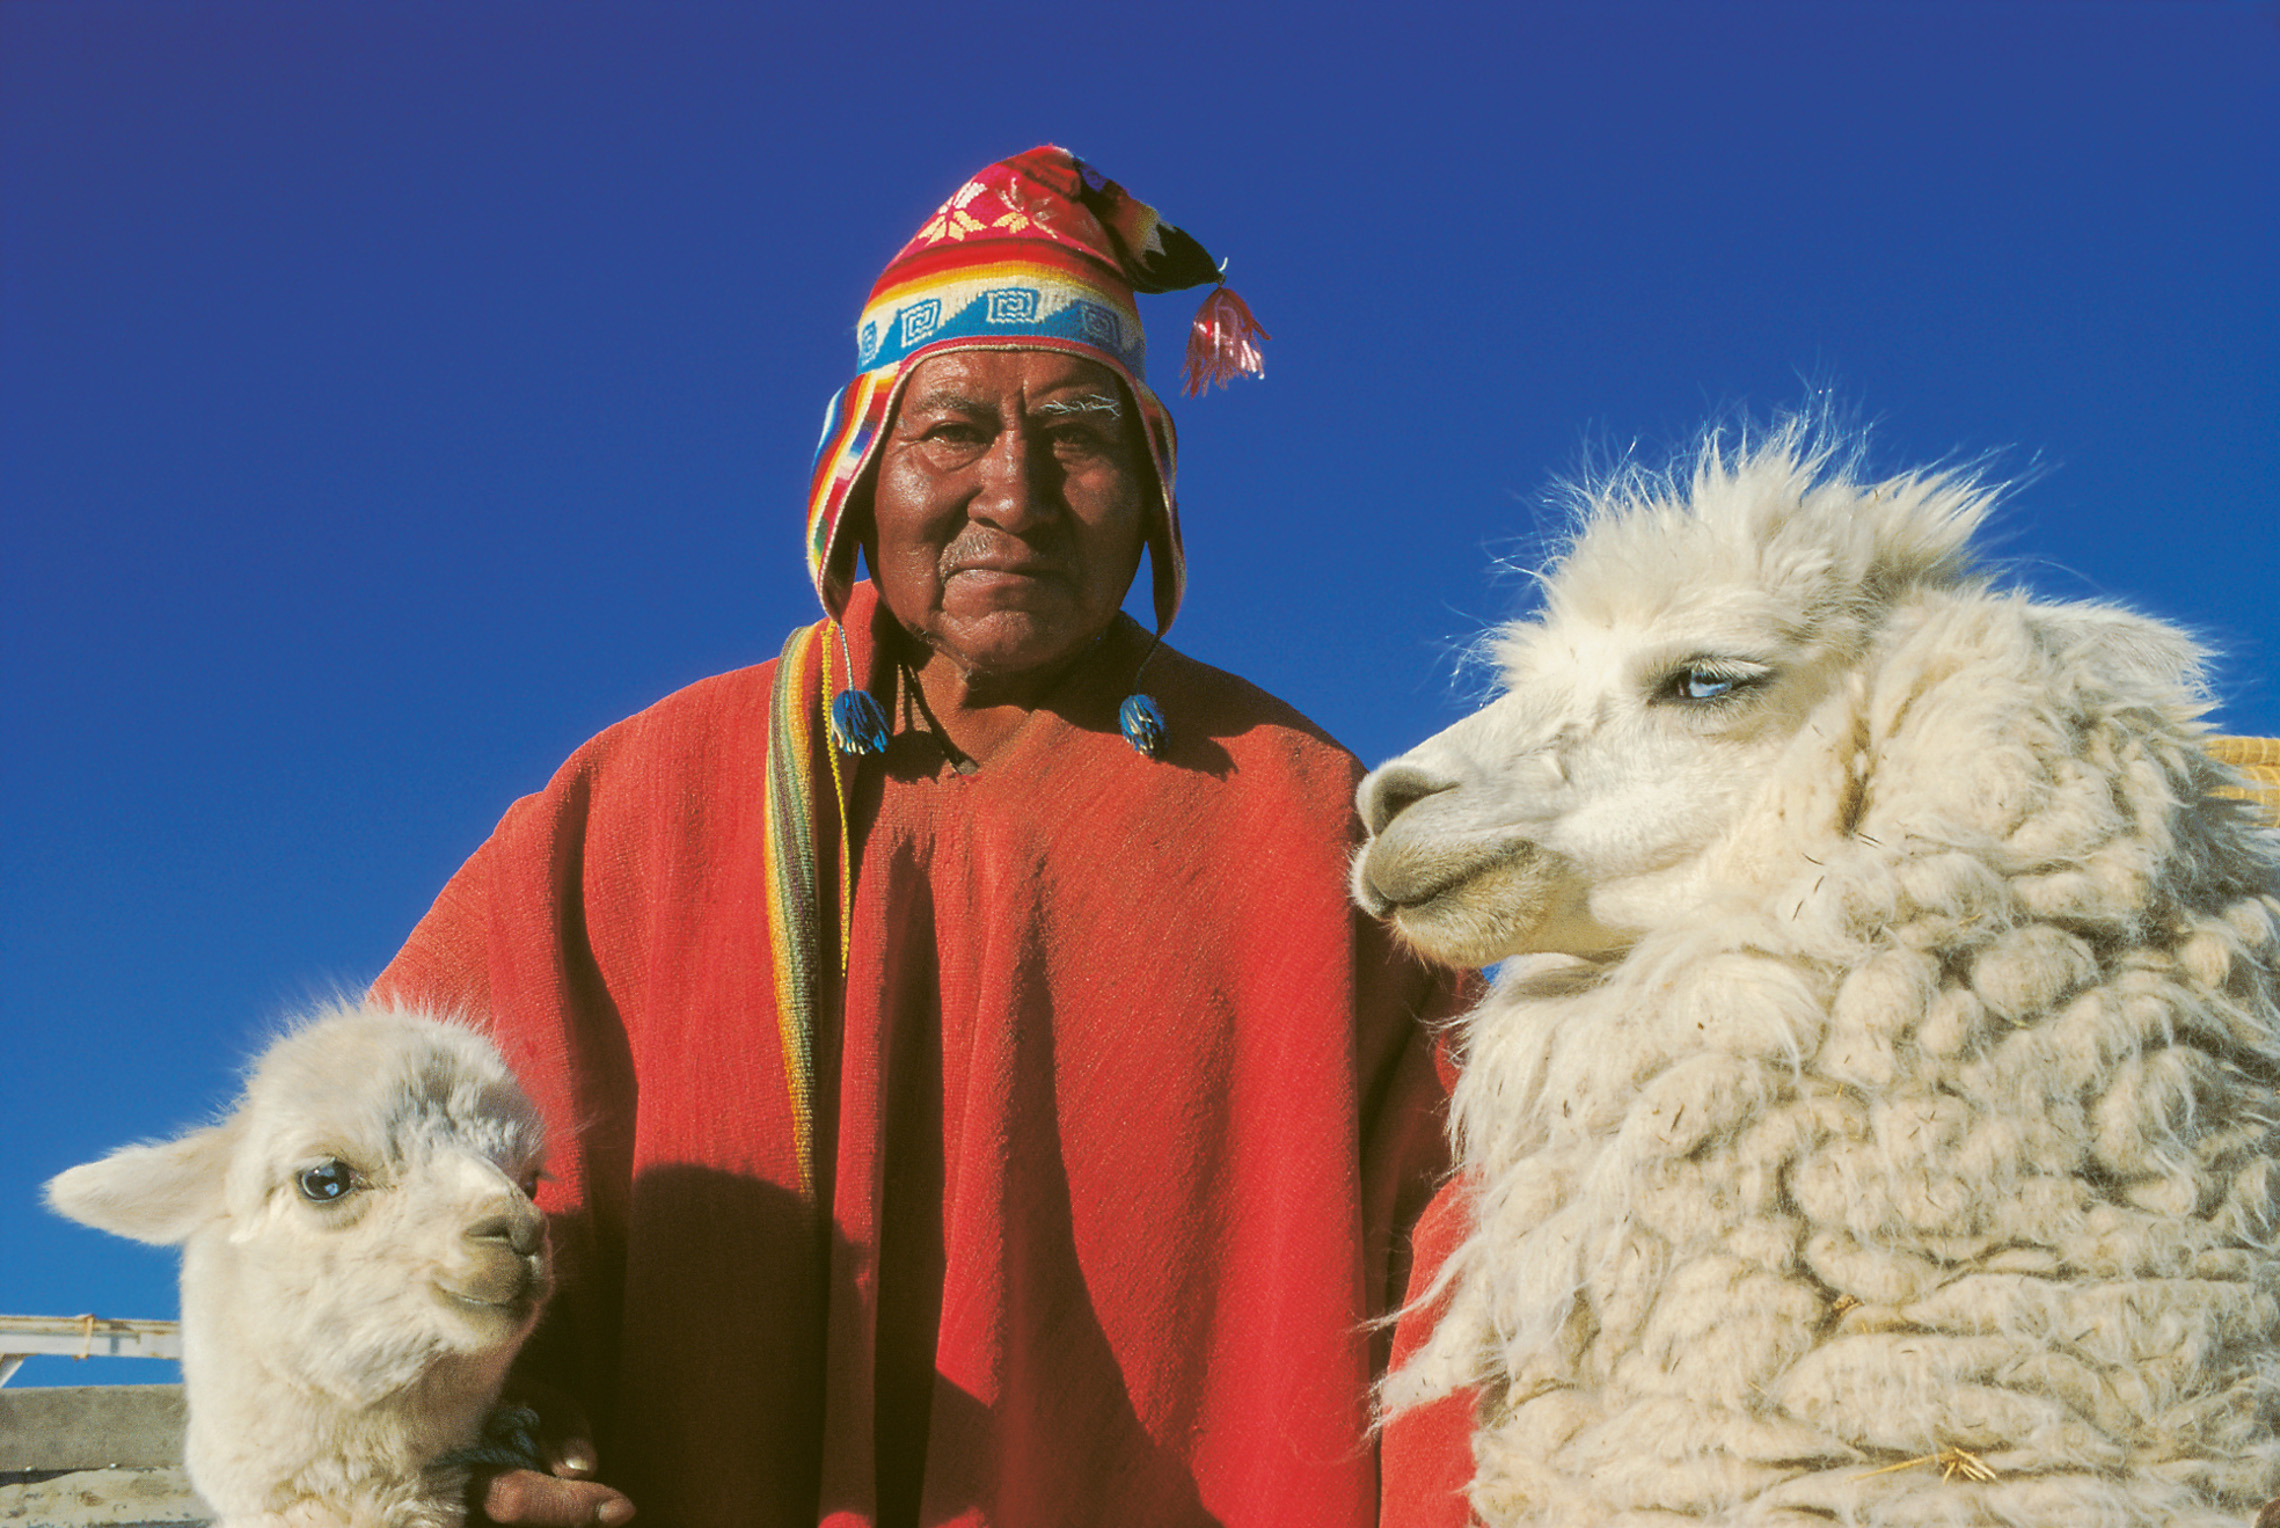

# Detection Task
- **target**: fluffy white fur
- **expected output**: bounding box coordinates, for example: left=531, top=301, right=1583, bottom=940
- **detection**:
left=1354, top=421, right=2280, bottom=1525
left=47, top=1000, right=551, bottom=1528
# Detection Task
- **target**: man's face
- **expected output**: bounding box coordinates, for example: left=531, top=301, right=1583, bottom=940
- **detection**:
left=864, top=349, right=1149, bottom=685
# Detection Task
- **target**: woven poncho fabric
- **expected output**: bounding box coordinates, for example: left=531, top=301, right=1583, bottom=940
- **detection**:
left=373, top=580, right=1456, bottom=1527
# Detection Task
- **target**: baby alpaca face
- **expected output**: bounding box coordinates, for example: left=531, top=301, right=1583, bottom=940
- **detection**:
left=261, top=1111, right=547, bottom=1315
left=47, top=1002, right=556, bottom=1520
left=44, top=1005, right=551, bottom=1410
left=218, top=1015, right=552, bottom=1401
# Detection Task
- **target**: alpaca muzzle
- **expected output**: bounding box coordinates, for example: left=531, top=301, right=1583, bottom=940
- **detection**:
left=440, top=1181, right=551, bottom=1312
left=1355, top=753, right=1577, bottom=961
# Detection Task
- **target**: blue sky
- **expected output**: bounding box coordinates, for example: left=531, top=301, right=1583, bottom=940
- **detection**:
left=5, top=1, right=2275, bottom=1382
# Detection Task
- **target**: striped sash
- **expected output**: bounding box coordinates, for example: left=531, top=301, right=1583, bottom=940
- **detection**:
left=762, top=619, right=857, bottom=1205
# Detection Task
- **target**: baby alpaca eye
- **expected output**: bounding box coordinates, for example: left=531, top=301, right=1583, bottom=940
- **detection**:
left=1678, top=669, right=1737, bottom=701
left=518, top=1172, right=541, bottom=1199
left=297, top=1160, right=357, bottom=1203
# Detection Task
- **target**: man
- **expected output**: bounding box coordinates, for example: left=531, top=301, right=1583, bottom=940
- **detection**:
left=373, top=147, right=1455, bottom=1528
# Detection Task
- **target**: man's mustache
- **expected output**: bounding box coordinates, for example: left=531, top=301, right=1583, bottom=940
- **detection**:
left=941, top=529, right=1067, bottom=575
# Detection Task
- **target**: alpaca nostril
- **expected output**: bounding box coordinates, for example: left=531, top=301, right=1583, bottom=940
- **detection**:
left=466, top=1205, right=543, bottom=1257
left=465, top=1211, right=514, bottom=1244
left=1360, top=762, right=1457, bottom=836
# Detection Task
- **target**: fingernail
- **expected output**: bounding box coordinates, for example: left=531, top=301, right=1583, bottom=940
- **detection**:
left=596, top=1501, right=635, bottom=1525
left=561, top=1446, right=596, bottom=1475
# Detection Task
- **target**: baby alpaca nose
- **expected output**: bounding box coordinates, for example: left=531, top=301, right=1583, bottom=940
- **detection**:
left=1359, top=761, right=1458, bottom=837
left=466, top=1197, right=544, bottom=1258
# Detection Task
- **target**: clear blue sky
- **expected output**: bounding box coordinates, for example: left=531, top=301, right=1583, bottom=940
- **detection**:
left=5, top=1, right=2275, bottom=1382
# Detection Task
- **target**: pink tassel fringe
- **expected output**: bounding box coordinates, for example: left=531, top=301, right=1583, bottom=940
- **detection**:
left=1182, top=285, right=1270, bottom=398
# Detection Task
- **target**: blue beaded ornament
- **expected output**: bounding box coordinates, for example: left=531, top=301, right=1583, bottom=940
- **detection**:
left=828, top=621, right=890, bottom=755
left=1119, top=693, right=1165, bottom=758
left=831, top=687, right=890, bottom=756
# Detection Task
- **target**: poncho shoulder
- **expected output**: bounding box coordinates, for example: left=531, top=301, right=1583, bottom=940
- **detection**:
left=386, top=625, right=1369, bottom=1013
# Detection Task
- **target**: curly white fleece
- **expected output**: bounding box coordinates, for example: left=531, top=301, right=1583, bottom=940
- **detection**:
left=1377, top=428, right=2280, bottom=1526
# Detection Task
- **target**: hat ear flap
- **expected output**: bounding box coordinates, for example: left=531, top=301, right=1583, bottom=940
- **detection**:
left=1146, top=505, right=1184, bottom=635
left=1126, top=384, right=1183, bottom=633
left=808, top=369, right=904, bottom=622
left=47, top=1124, right=239, bottom=1247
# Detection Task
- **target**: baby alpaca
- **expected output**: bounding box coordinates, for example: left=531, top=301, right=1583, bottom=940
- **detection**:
left=48, top=1000, right=551, bottom=1528
left=1354, top=422, right=2280, bottom=1524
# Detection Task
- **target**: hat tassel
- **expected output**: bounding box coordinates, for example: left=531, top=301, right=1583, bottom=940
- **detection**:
left=1182, top=282, right=1269, bottom=398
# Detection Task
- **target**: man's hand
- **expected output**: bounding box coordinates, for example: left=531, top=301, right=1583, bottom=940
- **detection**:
left=481, top=1468, right=633, bottom=1527
left=472, top=1379, right=635, bottom=1526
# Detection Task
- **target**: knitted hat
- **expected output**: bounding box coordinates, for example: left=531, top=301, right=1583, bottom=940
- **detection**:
left=804, top=145, right=1267, bottom=638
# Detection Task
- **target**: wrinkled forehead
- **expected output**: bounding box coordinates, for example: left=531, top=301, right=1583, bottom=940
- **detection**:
left=890, top=347, right=1134, bottom=421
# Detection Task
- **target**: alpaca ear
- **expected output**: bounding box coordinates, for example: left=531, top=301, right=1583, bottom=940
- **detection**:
left=1853, top=595, right=2210, bottom=853
left=46, top=1125, right=237, bottom=1246
left=2029, top=601, right=2207, bottom=709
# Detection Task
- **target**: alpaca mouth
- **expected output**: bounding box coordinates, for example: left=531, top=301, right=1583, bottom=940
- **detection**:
left=1358, top=828, right=1545, bottom=915
left=1358, top=831, right=1581, bottom=967
left=437, top=1259, right=549, bottom=1317
left=434, top=1287, right=546, bottom=1340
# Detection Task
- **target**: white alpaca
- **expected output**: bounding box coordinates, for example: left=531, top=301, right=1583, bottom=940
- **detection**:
left=1354, top=422, right=2280, bottom=1525
left=47, top=1000, right=552, bottom=1528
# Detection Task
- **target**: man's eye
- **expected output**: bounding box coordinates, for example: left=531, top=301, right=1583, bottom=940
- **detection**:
left=1049, top=426, right=1113, bottom=457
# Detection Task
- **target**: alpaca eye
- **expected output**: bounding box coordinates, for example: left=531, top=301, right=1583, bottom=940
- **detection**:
left=1660, top=662, right=1765, bottom=704
left=518, top=1173, right=541, bottom=1199
left=297, top=1160, right=356, bottom=1203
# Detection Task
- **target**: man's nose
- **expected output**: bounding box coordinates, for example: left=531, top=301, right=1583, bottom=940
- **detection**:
left=971, top=428, right=1055, bottom=530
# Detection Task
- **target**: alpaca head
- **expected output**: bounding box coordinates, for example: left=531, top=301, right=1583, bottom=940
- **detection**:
left=47, top=1001, right=551, bottom=1406
left=1353, top=423, right=2003, bottom=967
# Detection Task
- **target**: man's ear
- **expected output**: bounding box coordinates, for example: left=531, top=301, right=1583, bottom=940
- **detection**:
left=46, top=1124, right=239, bottom=1246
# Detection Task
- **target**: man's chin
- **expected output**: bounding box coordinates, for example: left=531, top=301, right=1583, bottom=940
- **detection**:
left=924, top=603, right=1112, bottom=683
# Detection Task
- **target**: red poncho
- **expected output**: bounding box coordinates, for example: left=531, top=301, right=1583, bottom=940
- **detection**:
left=373, top=585, right=1455, bottom=1527
left=1379, top=1184, right=1488, bottom=1528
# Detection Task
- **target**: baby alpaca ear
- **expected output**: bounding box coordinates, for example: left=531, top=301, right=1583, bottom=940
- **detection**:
left=46, top=1125, right=237, bottom=1246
